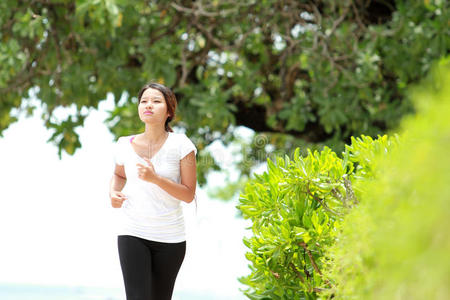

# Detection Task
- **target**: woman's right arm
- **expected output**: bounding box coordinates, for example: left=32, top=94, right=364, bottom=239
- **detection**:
left=109, top=164, right=128, bottom=208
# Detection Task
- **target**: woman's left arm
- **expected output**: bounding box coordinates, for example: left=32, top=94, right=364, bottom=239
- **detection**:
left=137, top=151, right=197, bottom=203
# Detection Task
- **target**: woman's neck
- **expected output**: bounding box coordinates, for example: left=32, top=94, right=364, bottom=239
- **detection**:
left=141, top=124, right=167, bottom=142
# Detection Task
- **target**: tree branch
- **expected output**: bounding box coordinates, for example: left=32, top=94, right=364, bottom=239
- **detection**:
left=289, top=262, right=305, bottom=283
left=299, top=242, right=322, bottom=276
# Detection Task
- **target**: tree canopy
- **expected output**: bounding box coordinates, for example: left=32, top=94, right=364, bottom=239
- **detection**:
left=1, top=0, right=448, bottom=185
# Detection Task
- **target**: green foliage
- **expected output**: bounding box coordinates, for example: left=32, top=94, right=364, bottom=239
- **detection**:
left=1, top=1, right=449, bottom=186
left=320, top=60, right=450, bottom=299
left=237, top=134, right=398, bottom=299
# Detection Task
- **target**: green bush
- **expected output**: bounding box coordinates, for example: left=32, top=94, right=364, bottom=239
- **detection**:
left=237, top=134, right=398, bottom=299
left=320, top=61, right=450, bottom=299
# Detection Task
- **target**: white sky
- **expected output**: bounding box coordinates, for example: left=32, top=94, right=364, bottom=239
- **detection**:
left=0, top=96, right=253, bottom=298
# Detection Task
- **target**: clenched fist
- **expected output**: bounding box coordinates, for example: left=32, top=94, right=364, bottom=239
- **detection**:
left=110, top=191, right=128, bottom=208
left=136, top=157, right=160, bottom=183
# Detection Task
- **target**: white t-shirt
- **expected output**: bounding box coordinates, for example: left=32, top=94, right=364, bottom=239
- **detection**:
left=113, top=132, right=197, bottom=243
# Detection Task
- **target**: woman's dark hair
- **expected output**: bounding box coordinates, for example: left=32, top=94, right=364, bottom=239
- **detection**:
left=137, top=82, right=177, bottom=132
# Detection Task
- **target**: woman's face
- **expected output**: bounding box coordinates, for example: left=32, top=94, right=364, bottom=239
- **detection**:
left=138, top=88, right=170, bottom=125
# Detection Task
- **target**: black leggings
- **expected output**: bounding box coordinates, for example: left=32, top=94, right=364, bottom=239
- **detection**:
left=118, top=235, right=186, bottom=300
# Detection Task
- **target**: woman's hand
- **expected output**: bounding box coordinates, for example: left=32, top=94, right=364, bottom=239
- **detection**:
left=136, top=158, right=160, bottom=183
left=110, top=191, right=128, bottom=208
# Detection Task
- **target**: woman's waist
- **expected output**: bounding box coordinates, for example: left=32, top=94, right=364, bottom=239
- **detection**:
left=121, top=204, right=184, bottom=221
left=120, top=210, right=185, bottom=232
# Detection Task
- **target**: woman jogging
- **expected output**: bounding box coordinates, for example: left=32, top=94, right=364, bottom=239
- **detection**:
left=109, top=82, right=197, bottom=300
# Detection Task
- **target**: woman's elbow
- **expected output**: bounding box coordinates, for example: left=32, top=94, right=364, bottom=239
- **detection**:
left=183, top=188, right=196, bottom=203
left=184, top=193, right=195, bottom=203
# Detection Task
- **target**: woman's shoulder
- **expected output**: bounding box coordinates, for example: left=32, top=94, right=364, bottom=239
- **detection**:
left=169, top=132, right=193, bottom=142
left=169, top=132, right=197, bottom=156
